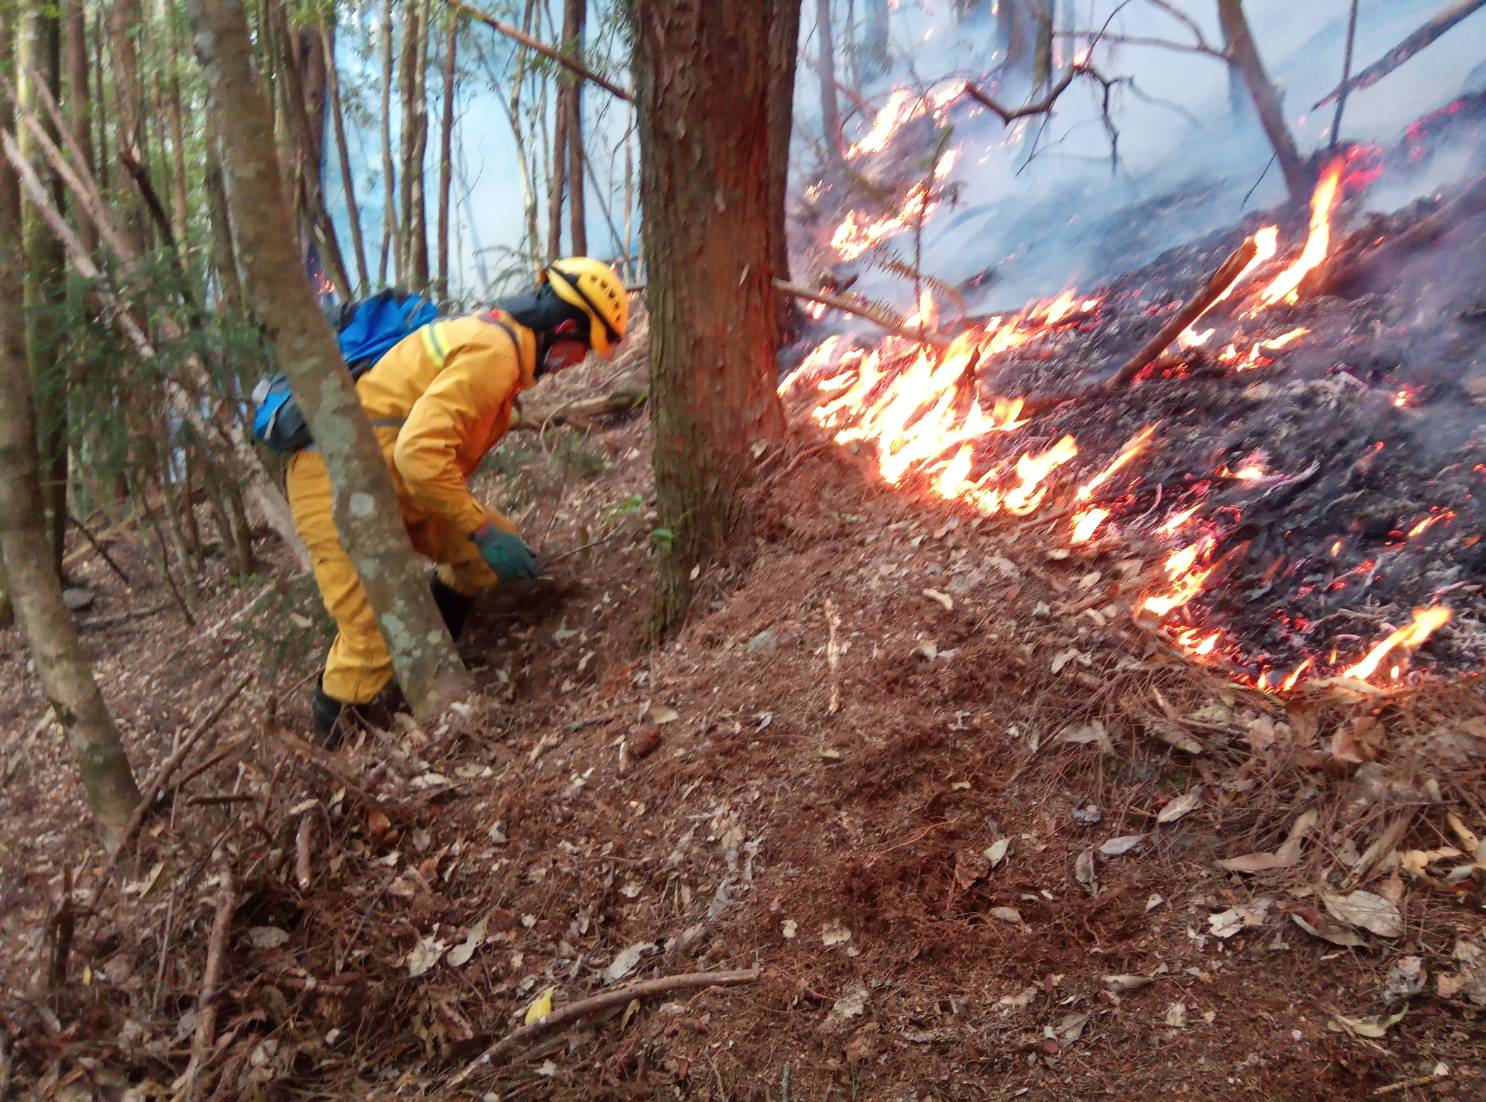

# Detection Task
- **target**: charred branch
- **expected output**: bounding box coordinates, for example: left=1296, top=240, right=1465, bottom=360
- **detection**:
left=1314, top=0, right=1486, bottom=110
left=775, top=279, right=947, bottom=346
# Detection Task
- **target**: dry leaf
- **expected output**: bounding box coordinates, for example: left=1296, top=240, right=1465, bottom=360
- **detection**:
left=1328, top=1006, right=1406, bottom=1038
left=1061, top=720, right=1111, bottom=751
left=821, top=919, right=852, bottom=947
left=1157, top=791, right=1202, bottom=824
left=1104, top=974, right=1155, bottom=992
left=1099, top=834, right=1145, bottom=857
left=1320, top=889, right=1403, bottom=938
left=989, top=906, right=1023, bottom=924
left=406, top=936, right=446, bottom=978
left=830, top=984, right=869, bottom=1022
left=647, top=703, right=680, bottom=724
left=1291, top=912, right=1366, bottom=948
left=446, top=916, right=489, bottom=968
left=1217, top=809, right=1317, bottom=873
left=367, top=808, right=392, bottom=836
left=1446, top=812, right=1481, bottom=856
left=1075, top=847, right=1098, bottom=894
left=607, top=941, right=654, bottom=981
left=782, top=919, right=797, bottom=940
left=247, top=926, right=289, bottom=950
left=524, top=986, right=555, bottom=1025
left=1050, top=648, right=1084, bottom=674
left=1385, top=956, right=1427, bottom=1003
left=1051, top=1012, right=1088, bottom=1045
left=1164, top=1002, right=1187, bottom=1027
left=922, top=588, right=954, bottom=612
left=984, top=837, right=1011, bottom=868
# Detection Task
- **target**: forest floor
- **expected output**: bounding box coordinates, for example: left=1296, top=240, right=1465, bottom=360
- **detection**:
left=4, top=348, right=1486, bottom=1101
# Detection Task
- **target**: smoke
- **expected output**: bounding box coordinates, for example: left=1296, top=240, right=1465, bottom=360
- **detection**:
left=796, top=0, right=1485, bottom=310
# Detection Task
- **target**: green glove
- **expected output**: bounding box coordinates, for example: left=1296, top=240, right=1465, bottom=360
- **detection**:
left=472, top=524, right=540, bottom=582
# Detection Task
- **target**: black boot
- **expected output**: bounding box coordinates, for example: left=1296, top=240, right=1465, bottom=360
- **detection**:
left=311, top=680, right=349, bottom=749
left=430, top=573, right=476, bottom=640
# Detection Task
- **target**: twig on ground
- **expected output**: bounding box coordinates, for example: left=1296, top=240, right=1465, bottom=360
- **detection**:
left=825, top=599, right=842, bottom=716
left=1374, top=1070, right=1450, bottom=1095
left=266, top=723, right=408, bottom=823
left=173, top=861, right=235, bottom=1102
left=115, top=673, right=254, bottom=860
left=544, top=527, right=629, bottom=566
left=76, top=602, right=172, bottom=630
left=449, top=968, right=762, bottom=1086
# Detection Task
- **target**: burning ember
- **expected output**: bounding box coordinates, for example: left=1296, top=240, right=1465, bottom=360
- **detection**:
left=783, top=89, right=1486, bottom=695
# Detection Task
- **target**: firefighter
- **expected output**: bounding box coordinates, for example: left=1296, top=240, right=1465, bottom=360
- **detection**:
left=289, top=257, right=629, bottom=744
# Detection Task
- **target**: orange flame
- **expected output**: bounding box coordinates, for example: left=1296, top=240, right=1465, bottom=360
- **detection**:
left=1250, top=159, right=1344, bottom=313
left=1341, top=606, right=1452, bottom=681
left=1071, top=506, right=1111, bottom=544
left=1076, top=425, right=1156, bottom=501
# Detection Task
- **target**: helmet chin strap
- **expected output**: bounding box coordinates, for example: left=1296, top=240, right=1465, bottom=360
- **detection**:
left=494, top=286, right=588, bottom=377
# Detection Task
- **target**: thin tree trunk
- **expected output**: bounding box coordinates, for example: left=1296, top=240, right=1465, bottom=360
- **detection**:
left=203, top=144, right=243, bottom=312
left=164, top=17, right=192, bottom=254
left=562, top=0, right=586, bottom=255
left=815, top=0, right=843, bottom=162
left=186, top=0, right=472, bottom=719
left=379, top=0, right=398, bottom=282
left=1217, top=0, right=1310, bottom=203
left=546, top=70, right=569, bottom=262
left=768, top=0, right=803, bottom=341
left=0, top=116, right=140, bottom=851
left=398, top=0, right=429, bottom=287
left=322, top=24, right=368, bottom=293
left=62, top=0, right=96, bottom=256
left=630, top=0, right=793, bottom=635
left=19, top=4, right=69, bottom=575
left=1031, top=0, right=1054, bottom=92
left=436, top=16, right=457, bottom=295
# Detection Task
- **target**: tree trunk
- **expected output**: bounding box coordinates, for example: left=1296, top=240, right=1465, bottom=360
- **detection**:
left=187, top=0, right=472, bottom=719
left=203, top=143, right=244, bottom=312
left=768, top=0, right=803, bottom=341
left=379, top=0, right=398, bottom=282
left=436, top=15, right=457, bottom=295
left=399, top=0, right=429, bottom=288
left=1217, top=0, right=1310, bottom=203
left=815, top=0, right=843, bottom=162
left=323, top=23, right=369, bottom=293
left=0, top=110, right=140, bottom=852
left=546, top=66, right=569, bottom=262
left=561, top=0, right=586, bottom=255
left=630, top=0, right=793, bottom=635
left=62, top=0, right=96, bottom=256
left=1031, top=0, right=1053, bottom=92
left=19, top=4, right=69, bottom=575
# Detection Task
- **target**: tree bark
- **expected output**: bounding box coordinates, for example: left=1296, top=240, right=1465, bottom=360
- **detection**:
left=562, top=0, right=586, bottom=256
left=546, top=60, right=570, bottom=262
left=61, top=0, right=96, bottom=256
left=630, top=0, right=794, bottom=635
left=379, top=0, right=399, bottom=282
left=398, top=0, right=429, bottom=288
left=187, top=0, right=472, bottom=719
left=323, top=23, right=369, bottom=293
left=1217, top=0, right=1310, bottom=204
left=19, top=3, right=69, bottom=575
left=0, top=110, right=140, bottom=852
left=436, top=15, right=457, bottom=295
left=767, top=0, right=803, bottom=341
left=815, top=0, right=843, bottom=162
left=1031, top=0, right=1054, bottom=92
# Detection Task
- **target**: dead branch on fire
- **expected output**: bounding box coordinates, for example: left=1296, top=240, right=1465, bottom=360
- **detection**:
left=1310, top=172, right=1486, bottom=296
left=1019, top=236, right=1261, bottom=417
left=446, top=0, right=632, bottom=102
left=775, top=280, right=947, bottom=346
left=1314, top=0, right=1486, bottom=109
left=450, top=968, right=762, bottom=1085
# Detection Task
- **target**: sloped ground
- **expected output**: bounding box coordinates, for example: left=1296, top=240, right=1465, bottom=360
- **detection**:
left=3, top=351, right=1486, bottom=1100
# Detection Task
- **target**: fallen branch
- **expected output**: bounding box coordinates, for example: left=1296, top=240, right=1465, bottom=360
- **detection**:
left=68, top=512, right=131, bottom=585
left=450, top=968, right=762, bottom=1086
left=173, top=862, right=235, bottom=1102
left=511, top=388, right=648, bottom=431
left=115, top=673, right=254, bottom=859
left=76, top=602, right=172, bottom=630
left=1314, top=0, right=1486, bottom=108
left=774, top=279, right=946, bottom=347
left=1105, top=236, right=1260, bottom=390
left=447, top=0, right=632, bottom=102
left=266, top=723, right=409, bottom=823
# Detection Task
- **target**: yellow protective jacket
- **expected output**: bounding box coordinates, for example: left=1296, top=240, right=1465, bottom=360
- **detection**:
left=356, top=310, right=537, bottom=536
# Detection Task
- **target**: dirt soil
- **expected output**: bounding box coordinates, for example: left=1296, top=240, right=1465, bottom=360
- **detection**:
left=3, top=350, right=1486, bottom=1101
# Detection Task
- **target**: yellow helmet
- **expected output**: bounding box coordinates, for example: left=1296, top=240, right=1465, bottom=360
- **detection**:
left=543, top=256, right=629, bottom=360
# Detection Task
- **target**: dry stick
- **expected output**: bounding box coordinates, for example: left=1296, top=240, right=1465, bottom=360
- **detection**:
left=266, top=724, right=408, bottom=824
left=774, top=280, right=946, bottom=347
left=1314, top=0, right=1486, bottom=108
left=175, top=863, right=235, bottom=1102
left=1330, top=0, right=1361, bottom=152
left=964, top=63, right=1081, bottom=124
left=114, top=673, right=254, bottom=860
left=450, top=968, right=762, bottom=1086
left=68, top=512, right=131, bottom=585
left=447, top=0, right=632, bottom=102
left=1374, top=1072, right=1451, bottom=1096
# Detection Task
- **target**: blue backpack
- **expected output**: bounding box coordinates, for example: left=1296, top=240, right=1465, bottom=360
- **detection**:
left=251, top=289, right=441, bottom=454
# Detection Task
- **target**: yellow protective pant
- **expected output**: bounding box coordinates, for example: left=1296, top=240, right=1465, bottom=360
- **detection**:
left=286, top=429, right=504, bottom=704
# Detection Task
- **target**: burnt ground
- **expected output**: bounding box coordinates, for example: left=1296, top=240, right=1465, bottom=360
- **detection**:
left=3, top=339, right=1486, bottom=1100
